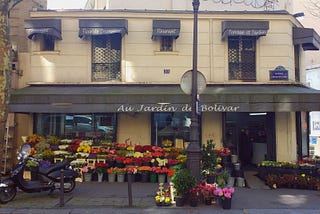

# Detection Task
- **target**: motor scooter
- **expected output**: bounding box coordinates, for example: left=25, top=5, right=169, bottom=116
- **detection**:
left=0, top=144, right=79, bottom=204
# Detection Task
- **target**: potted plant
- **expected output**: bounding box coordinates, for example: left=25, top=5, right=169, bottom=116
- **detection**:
left=107, top=167, right=116, bottom=182
left=82, top=165, right=95, bottom=182
left=214, top=186, right=235, bottom=209
left=171, top=168, right=197, bottom=207
left=137, top=165, right=151, bottom=182
left=114, top=167, right=126, bottom=182
left=198, top=182, right=217, bottom=205
left=201, top=140, right=219, bottom=183
left=154, top=183, right=172, bottom=206
left=189, top=185, right=201, bottom=207
left=95, top=162, right=108, bottom=182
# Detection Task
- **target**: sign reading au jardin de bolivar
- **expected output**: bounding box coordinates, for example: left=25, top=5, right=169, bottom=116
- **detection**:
left=117, top=103, right=240, bottom=112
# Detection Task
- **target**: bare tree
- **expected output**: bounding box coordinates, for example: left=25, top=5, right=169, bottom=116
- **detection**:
left=0, top=0, right=22, bottom=177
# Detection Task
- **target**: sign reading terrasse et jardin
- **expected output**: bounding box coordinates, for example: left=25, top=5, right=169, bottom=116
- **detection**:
left=117, top=103, right=240, bottom=112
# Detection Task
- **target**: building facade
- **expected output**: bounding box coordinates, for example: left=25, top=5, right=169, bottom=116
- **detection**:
left=7, top=0, right=320, bottom=170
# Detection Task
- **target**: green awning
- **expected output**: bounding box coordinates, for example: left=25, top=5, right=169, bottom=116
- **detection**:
left=9, top=84, right=320, bottom=113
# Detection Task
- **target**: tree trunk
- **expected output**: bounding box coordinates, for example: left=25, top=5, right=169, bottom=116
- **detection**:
left=0, top=0, right=11, bottom=178
left=0, top=0, right=22, bottom=178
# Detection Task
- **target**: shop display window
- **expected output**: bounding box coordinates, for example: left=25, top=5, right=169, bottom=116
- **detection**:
left=34, top=113, right=117, bottom=142
left=152, top=112, right=191, bottom=147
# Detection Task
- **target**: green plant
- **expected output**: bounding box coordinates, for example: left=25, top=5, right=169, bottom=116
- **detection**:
left=26, top=159, right=39, bottom=168
left=201, top=139, right=218, bottom=176
left=171, top=168, right=197, bottom=197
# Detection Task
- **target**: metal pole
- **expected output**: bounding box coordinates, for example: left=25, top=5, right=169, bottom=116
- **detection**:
left=186, top=0, right=202, bottom=181
left=60, top=169, right=64, bottom=207
left=127, top=173, right=133, bottom=207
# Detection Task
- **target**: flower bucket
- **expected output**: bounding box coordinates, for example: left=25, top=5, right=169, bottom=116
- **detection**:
left=117, top=173, right=125, bottom=182
left=221, top=198, right=232, bottom=209
left=236, top=177, right=245, bottom=187
left=231, top=155, right=238, bottom=164
left=98, top=173, right=104, bottom=182
left=227, top=177, right=235, bottom=187
left=158, top=173, right=166, bottom=183
left=108, top=173, right=116, bottom=182
left=141, top=173, right=150, bottom=183
left=83, top=173, right=92, bottom=182
left=174, top=196, right=184, bottom=207
left=150, top=172, right=157, bottom=183
left=234, top=163, right=241, bottom=171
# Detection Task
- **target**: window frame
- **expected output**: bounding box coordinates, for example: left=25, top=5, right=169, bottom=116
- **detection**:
left=160, top=36, right=174, bottom=52
left=91, top=34, right=122, bottom=82
left=228, top=36, right=257, bottom=81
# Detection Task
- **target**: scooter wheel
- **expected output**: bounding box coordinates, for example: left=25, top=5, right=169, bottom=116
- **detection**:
left=0, top=186, right=17, bottom=204
left=63, top=179, right=76, bottom=193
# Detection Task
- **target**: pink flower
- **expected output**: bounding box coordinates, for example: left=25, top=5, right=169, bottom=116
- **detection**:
left=224, top=192, right=232, bottom=198
left=214, top=187, right=234, bottom=199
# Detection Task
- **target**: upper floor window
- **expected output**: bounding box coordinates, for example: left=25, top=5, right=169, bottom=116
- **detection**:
left=92, top=35, right=121, bottom=81
left=160, top=36, right=173, bottom=52
left=222, top=21, right=269, bottom=82
left=40, top=35, right=55, bottom=51
left=78, top=19, right=128, bottom=82
left=25, top=19, right=62, bottom=51
left=152, top=20, right=180, bottom=52
left=228, top=36, right=256, bottom=81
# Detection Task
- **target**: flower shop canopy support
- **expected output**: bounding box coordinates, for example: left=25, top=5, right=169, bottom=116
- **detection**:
left=9, top=84, right=320, bottom=113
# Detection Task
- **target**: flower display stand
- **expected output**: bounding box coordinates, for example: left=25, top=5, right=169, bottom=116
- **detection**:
left=108, top=173, right=116, bottom=182
left=221, top=198, right=232, bottom=209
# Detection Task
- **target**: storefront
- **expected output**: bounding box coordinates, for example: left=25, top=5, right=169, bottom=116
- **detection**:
left=9, top=83, right=320, bottom=163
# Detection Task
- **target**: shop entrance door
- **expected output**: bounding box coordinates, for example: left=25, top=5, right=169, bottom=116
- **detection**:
left=223, top=112, right=276, bottom=167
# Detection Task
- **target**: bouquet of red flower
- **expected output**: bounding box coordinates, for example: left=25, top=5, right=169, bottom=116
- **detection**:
left=134, top=145, right=143, bottom=152
left=142, top=145, right=153, bottom=152
left=123, top=157, right=133, bottom=165
left=115, top=155, right=125, bottom=163
left=126, top=166, right=138, bottom=174
left=151, top=166, right=168, bottom=174
left=95, top=162, right=109, bottom=174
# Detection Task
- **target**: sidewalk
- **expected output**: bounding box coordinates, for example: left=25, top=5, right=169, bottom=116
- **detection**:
left=0, top=182, right=320, bottom=213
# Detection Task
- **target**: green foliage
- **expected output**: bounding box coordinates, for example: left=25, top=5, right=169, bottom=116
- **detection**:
left=171, top=168, right=197, bottom=196
left=201, top=139, right=218, bottom=175
left=26, top=159, right=39, bottom=168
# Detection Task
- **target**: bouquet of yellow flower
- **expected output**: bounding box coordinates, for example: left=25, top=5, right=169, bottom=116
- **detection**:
left=77, top=145, right=91, bottom=153
left=154, top=183, right=172, bottom=206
